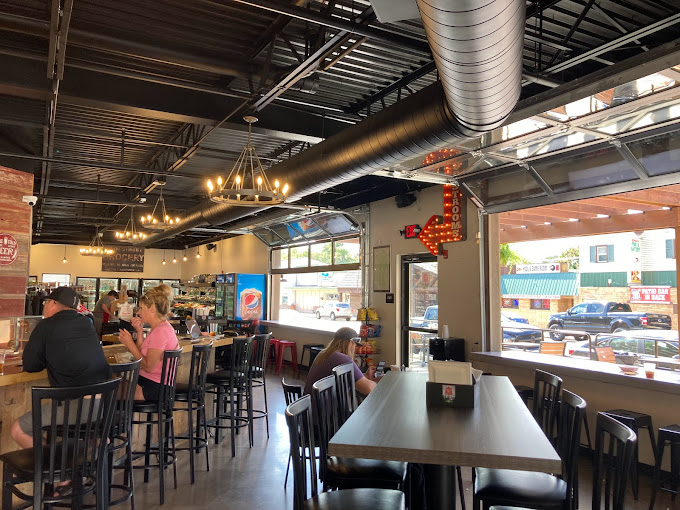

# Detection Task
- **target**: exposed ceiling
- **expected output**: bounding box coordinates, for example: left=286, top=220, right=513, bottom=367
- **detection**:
left=0, top=0, right=679, bottom=249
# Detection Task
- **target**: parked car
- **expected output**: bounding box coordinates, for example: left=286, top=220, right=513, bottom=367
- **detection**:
left=568, top=330, right=679, bottom=367
left=502, top=320, right=543, bottom=343
left=410, top=305, right=439, bottom=330
left=548, top=301, right=671, bottom=340
left=501, top=310, right=529, bottom=324
left=315, top=302, right=353, bottom=321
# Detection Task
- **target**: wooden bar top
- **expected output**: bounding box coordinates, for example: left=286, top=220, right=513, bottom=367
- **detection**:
left=329, top=371, right=561, bottom=473
left=0, top=335, right=238, bottom=387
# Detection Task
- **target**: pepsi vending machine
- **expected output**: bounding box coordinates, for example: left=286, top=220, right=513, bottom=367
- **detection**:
left=214, top=273, right=266, bottom=320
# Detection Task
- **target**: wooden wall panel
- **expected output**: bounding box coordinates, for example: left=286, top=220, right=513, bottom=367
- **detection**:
left=0, top=166, right=33, bottom=318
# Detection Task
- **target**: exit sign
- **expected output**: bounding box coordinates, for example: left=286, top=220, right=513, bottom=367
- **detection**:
left=402, top=224, right=420, bottom=239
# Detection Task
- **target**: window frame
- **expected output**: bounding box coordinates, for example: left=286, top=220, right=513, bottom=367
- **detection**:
left=595, top=245, right=609, bottom=263
left=270, top=234, right=361, bottom=275
left=41, top=273, right=71, bottom=286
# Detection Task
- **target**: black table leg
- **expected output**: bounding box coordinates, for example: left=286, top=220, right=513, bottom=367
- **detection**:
left=424, top=464, right=457, bottom=510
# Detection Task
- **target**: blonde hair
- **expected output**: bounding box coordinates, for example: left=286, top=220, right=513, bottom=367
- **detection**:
left=156, top=283, right=174, bottom=304
left=139, top=285, right=170, bottom=318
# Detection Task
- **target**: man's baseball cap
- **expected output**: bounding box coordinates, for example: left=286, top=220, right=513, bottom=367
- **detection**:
left=45, top=287, right=80, bottom=309
left=334, top=327, right=364, bottom=346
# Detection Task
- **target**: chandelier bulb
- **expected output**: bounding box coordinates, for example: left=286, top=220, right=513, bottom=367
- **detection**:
left=274, top=180, right=279, bottom=189
left=183, top=255, right=187, bottom=262
left=207, top=179, right=214, bottom=192
left=141, top=216, right=145, bottom=222
left=125, top=231, right=130, bottom=237
left=282, top=184, right=289, bottom=195
left=257, top=176, right=263, bottom=188
left=217, top=176, right=223, bottom=186
left=152, top=218, right=157, bottom=224
left=147, top=214, right=151, bottom=221
left=176, top=217, right=180, bottom=223
left=165, top=215, right=169, bottom=221
left=235, top=175, right=241, bottom=186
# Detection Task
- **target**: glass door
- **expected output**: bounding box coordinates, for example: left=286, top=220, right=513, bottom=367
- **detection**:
left=76, top=277, right=98, bottom=309
left=98, top=278, right=119, bottom=301
left=120, top=278, right=140, bottom=303
left=401, top=254, right=438, bottom=368
left=142, top=279, right=160, bottom=295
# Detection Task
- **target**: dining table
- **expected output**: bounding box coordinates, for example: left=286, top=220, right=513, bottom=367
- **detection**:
left=328, top=371, right=561, bottom=510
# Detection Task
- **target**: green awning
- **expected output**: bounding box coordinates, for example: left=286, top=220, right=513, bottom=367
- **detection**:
left=501, top=272, right=579, bottom=298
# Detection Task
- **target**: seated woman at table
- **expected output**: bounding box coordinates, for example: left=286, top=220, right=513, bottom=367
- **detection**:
left=118, top=285, right=179, bottom=401
left=303, top=327, right=378, bottom=397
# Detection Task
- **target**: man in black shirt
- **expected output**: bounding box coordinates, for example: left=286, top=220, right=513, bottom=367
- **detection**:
left=11, top=287, right=110, bottom=448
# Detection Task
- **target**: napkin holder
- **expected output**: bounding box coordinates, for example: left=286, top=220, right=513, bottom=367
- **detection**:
left=426, top=375, right=478, bottom=408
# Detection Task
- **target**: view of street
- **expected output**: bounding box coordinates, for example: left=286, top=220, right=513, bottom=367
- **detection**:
left=278, top=308, right=362, bottom=333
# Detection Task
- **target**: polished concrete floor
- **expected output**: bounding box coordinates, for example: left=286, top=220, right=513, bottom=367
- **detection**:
left=122, top=367, right=680, bottom=510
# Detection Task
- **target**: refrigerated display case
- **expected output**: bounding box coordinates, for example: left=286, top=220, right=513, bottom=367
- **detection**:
left=172, top=282, right=215, bottom=317
left=215, top=273, right=266, bottom=320
left=0, top=316, right=42, bottom=352
left=141, top=279, right=160, bottom=295
left=120, top=278, right=141, bottom=303
left=98, top=278, right=118, bottom=300
left=76, top=277, right=98, bottom=309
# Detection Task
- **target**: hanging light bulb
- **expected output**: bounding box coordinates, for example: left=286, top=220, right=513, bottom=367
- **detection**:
left=196, top=248, right=201, bottom=259
left=162, top=249, right=166, bottom=265
left=62, top=246, right=67, bottom=264
left=172, top=251, right=177, bottom=264
left=182, top=249, right=187, bottom=262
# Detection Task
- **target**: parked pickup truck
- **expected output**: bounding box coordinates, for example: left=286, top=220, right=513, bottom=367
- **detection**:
left=548, top=301, right=671, bottom=339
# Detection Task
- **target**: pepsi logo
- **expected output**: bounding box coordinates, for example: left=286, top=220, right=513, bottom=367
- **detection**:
left=244, top=294, right=259, bottom=309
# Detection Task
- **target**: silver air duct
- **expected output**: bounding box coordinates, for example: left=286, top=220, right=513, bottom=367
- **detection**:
left=141, top=0, right=525, bottom=245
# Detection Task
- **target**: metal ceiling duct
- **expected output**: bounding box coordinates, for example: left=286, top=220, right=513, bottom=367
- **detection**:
left=141, top=0, right=525, bottom=246
left=416, top=0, right=525, bottom=136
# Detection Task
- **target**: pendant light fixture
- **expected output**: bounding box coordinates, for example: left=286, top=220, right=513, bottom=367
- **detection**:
left=172, top=251, right=177, bottom=264
left=206, top=116, right=289, bottom=206
left=140, top=182, right=182, bottom=231
left=182, top=249, right=187, bottom=262
left=62, top=246, right=67, bottom=264
left=115, top=207, right=147, bottom=242
left=196, top=247, right=201, bottom=259
left=80, top=227, right=114, bottom=256
left=162, top=249, right=167, bottom=265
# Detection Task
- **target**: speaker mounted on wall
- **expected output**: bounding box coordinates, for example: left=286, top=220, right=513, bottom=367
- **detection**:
left=395, top=193, right=416, bottom=208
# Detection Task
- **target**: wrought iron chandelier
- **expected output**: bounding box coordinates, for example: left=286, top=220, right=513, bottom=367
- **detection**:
left=80, top=227, right=114, bottom=256
left=115, top=207, right=147, bottom=242
left=206, top=116, right=289, bottom=206
left=140, top=182, right=181, bottom=231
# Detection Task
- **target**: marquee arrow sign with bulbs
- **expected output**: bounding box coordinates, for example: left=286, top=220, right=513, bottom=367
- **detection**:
left=417, top=149, right=466, bottom=257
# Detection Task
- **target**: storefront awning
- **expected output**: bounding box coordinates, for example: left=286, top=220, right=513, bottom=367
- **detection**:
left=501, top=272, right=579, bottom=298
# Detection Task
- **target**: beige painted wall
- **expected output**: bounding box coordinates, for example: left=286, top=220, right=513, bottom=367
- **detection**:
left=30, top=244, right=182, bottom=282
left=29, top=234, right=268, bottom=283
left=368, top=186, right=483, bottom=365
left=178, top=235, right=268, bottom=280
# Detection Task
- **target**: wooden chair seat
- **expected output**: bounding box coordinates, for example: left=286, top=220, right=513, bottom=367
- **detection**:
left=539, top=342, right=566, bottom=356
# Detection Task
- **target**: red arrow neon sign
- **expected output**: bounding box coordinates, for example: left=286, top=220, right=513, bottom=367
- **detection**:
left=417, top=150, right=466, bottom=256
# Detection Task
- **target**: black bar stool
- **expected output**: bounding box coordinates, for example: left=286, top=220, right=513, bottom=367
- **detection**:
left=251, top=333, right=273, bottom=439
left=132, top=349, right=182, bottom=505
left=603, top=408, right=657, bottom=500
left=649, top=423, right=680, bottom=510
left=206, top=337, right=254, bottom=456
left=108, top=359, right=141, bottom=509
left=300, top=343, right=324, bottom=370
left=174, top=342, right=213, bottom=484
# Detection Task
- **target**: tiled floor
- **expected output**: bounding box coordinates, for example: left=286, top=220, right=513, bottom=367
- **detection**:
left=121, top=368, right=680, bottom=509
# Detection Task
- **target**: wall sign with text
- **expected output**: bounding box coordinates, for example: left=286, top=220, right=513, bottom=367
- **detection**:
left=0, top=233, right=18, bottom=265
left=630, top=286, right=671, bottom=304
left=102, top=246, right=145, bottom=272
left=400, top=224, right=421, bottom=239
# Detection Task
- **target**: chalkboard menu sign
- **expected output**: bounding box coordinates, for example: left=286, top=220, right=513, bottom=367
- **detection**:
left=102, top=246, right=145, bottom=272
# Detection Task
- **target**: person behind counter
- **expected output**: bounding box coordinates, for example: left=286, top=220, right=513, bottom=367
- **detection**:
left=118, top=286, right=179, bottom=401
left=93, top=290, right=119, bottom=338
left=303, top=327, right=378, bottom=397
left=11, top=287, right=110, bottom=448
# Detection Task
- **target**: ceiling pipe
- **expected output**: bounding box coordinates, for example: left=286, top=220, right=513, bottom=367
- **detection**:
left=140, top=0, right=525, bottom=246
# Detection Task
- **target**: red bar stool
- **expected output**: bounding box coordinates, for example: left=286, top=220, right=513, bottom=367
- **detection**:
left=268, top=338, right=281, bottom=367
left=276, top=340, right=299, bottom=374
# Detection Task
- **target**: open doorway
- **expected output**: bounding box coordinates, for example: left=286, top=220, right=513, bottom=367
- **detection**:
left=400, top=254, right=438, bottom=367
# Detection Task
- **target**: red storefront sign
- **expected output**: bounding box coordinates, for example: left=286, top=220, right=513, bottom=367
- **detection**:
left=0, top=233, right=18, bottom=265
left=630, top=286, right=671, bottom=304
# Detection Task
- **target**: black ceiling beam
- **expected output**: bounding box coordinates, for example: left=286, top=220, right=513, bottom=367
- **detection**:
left=225, top=0, right=431, bottom=54
left=346, top=61, right=436, bottom=114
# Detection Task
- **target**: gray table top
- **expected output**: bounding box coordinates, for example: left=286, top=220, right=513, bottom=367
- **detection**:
left=328, top=372, right=561, bottom=473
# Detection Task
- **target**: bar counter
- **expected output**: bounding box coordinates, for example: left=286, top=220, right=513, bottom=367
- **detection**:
left=0, top=335, right=236, bottom=456
left=470, top=350, right=680, bottom=469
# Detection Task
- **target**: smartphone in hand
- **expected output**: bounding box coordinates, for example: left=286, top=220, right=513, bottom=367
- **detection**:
left=375, top=361, right=386, bottom=377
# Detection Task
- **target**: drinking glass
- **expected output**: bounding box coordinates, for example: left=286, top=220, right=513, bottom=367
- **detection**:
left=644, top=362, right=655, bottom=379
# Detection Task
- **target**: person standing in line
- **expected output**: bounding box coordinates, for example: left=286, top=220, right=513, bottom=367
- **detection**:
left=118, top=286, right=179, bottom=401
left=11, top=287, right=110, bottom=448
left=92, top=290, right=119, bottom=338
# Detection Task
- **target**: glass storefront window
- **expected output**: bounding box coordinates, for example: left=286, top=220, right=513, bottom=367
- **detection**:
left=290, top=245, right=309, bottom=268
